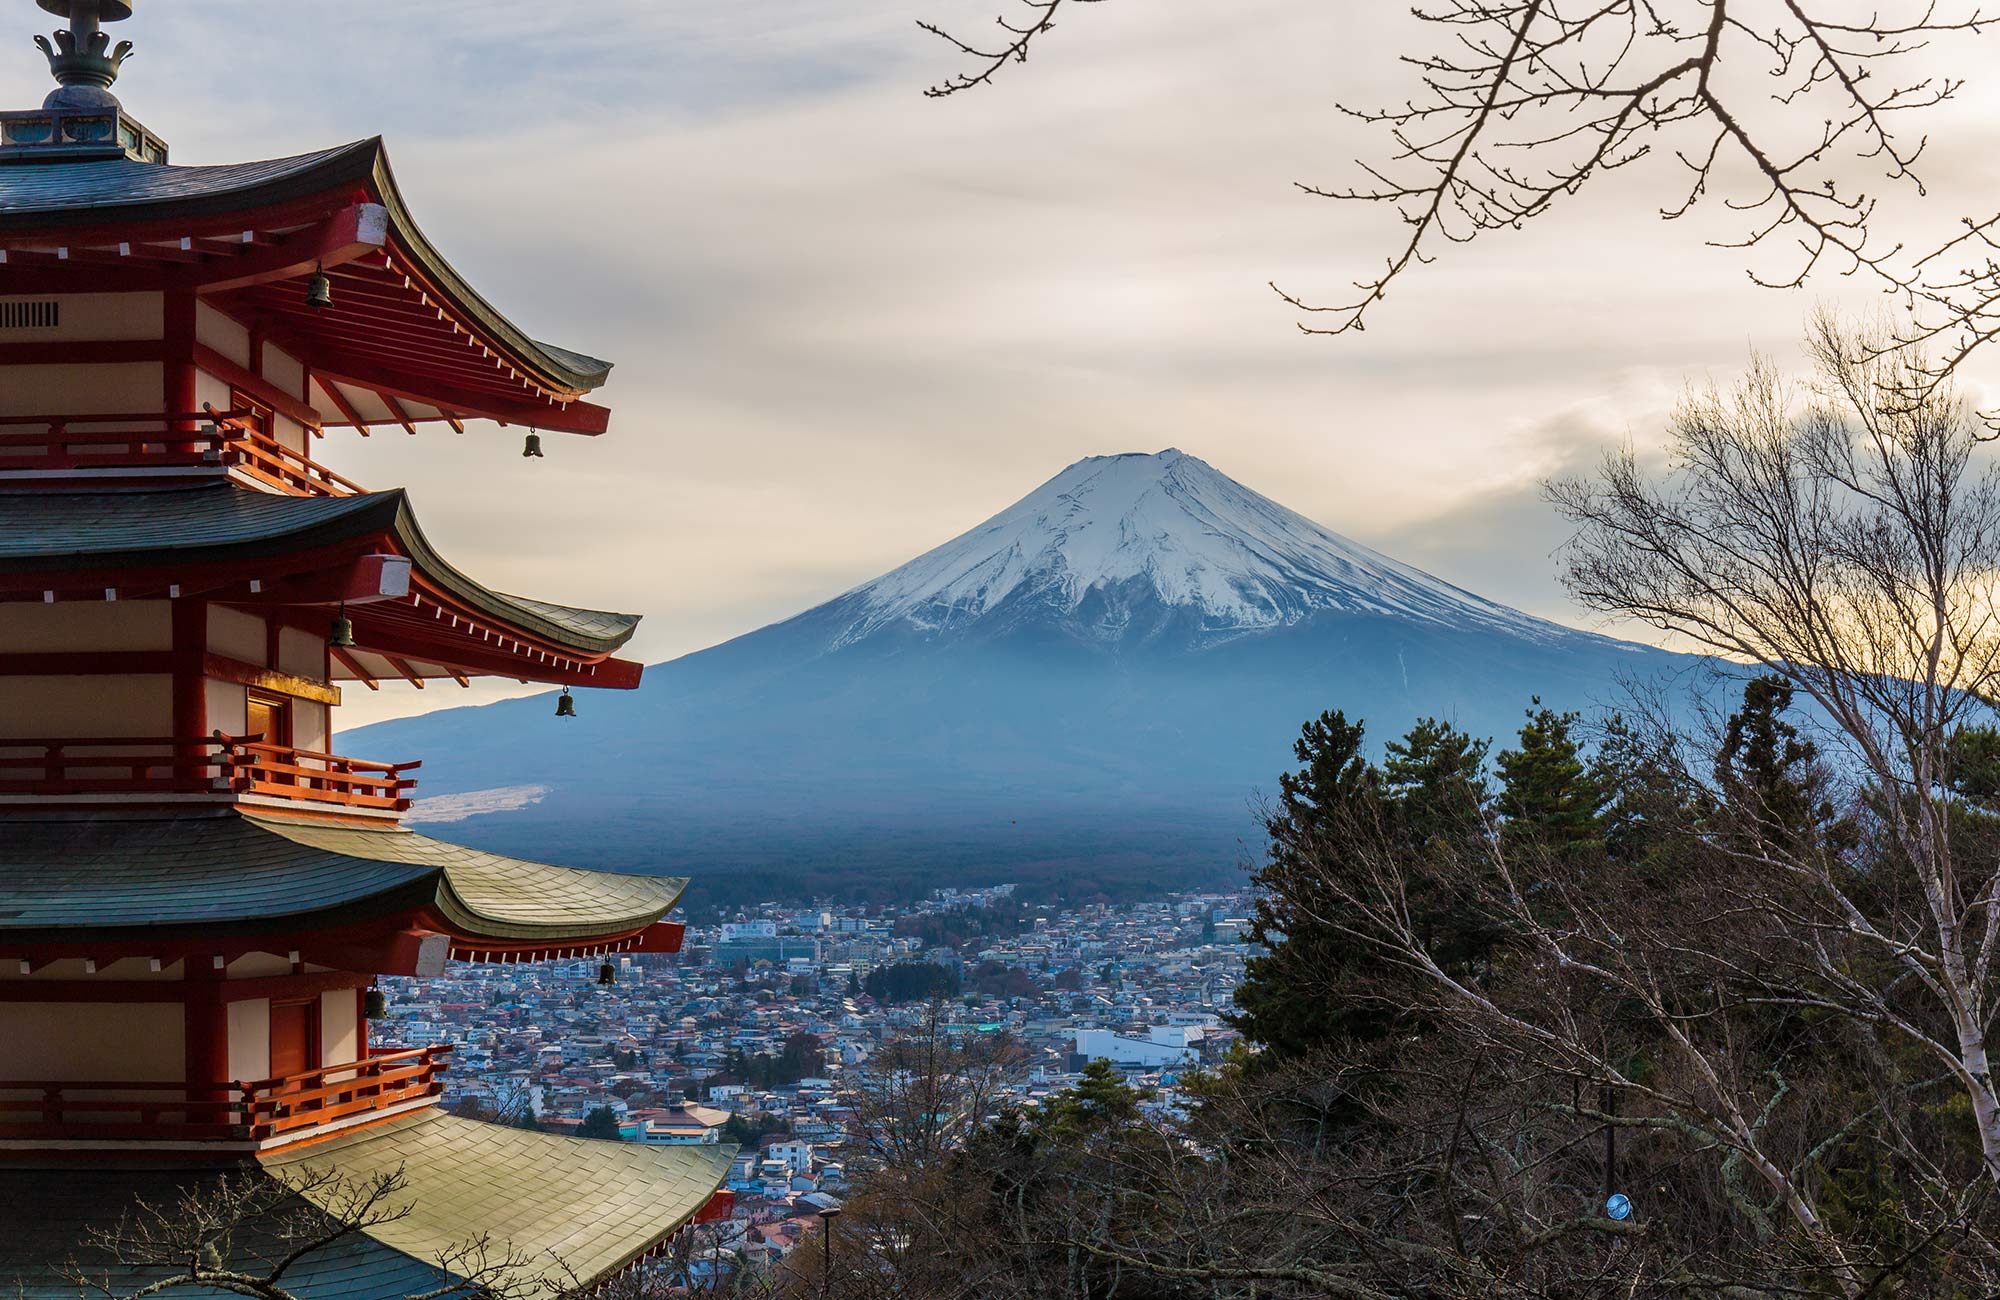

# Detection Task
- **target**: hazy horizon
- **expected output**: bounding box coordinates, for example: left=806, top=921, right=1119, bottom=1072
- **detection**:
left=34, top=0, right=1995, bottom=725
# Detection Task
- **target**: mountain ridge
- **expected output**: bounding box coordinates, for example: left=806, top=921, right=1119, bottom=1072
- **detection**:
left=348, top=449, right=1701, bottom=905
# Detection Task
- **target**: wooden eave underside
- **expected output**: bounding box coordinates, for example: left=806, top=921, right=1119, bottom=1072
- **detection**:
left=0, top=525, right=642, bottom=689
left=0, top=907, right=688, bottom=970
left=0, top=147, right=612, bottom=436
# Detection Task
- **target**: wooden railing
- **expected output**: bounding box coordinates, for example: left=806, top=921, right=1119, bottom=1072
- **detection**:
left=217, top=734, right=420, bottom=812
left=0, top=736, right=229, bottom=796
left=236, top=1045, right=450, bottom=1141
left=0, top=733, right=419, bottom=812
left=0, top=1046, right=451, bottom=1144
left=0, top=407, right=362, bottom=497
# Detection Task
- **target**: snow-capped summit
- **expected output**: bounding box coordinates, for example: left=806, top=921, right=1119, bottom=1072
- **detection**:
left=356, top=445, right=1698, bottom=902
left=832, top=449, right=1560, bottom=648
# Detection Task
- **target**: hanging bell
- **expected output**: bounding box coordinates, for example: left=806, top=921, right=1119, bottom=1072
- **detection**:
left=329, top=608, right=356, bottom=649
left=598, top=961, right=617, bottom=986
left=305, top=271, right=333, bottom=311
left=522, top=431, right=544, bottom=459
left=364, top=988, right=389, bottom=1020
left=555, top=687, right=576, bottom=718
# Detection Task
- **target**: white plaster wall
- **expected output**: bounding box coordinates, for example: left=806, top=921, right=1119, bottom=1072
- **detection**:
left=293, top=701, right=328, bottom=753
left=274, top=412, right=309, bottom=457
left=0, top=293, right=162, bottom=342
left=205, top=678, right=246, bottom=737
left=0, top=675, right=170, bottom=738
left=194, top=303, right=249, bottom=368
left=194, top=368, right=232, bottom=417
left=0, top=363, right=160, bottom=417
left=226, top=998, right=270, bottom=1084
left=0, top=601, right=169, bottom=652
left=263, top=343, right=305, bottom=401
left=321, top=989, right=360, bottom=1068
left=207, top=605, right=264, bottom=665
left=0, top=1004, right=183, bottom=1080
left=227, top=953, right=293, bottom=979
left=277, top=626, right=322, bottom=680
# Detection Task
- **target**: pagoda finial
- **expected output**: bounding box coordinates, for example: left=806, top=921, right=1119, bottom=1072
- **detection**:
left=32, top=0, right=133, bottom=111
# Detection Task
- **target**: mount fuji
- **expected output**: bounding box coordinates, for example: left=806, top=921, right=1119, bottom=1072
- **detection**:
left=345, top=450, right=1699, bottom=904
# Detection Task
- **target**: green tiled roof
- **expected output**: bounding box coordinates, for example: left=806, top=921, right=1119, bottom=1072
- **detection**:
left=0, top=811, right=687, bottom=945
left=0, top=1114, right=733, bottom=1300
left=0, top=482, right=642, bottom=655
left=268, top=1113, right=737, bottom=1293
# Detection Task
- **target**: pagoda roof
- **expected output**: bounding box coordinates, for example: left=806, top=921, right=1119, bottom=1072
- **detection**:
left=0, top=1112, right=735, bottom=1299
left=0, top=138, right=614, bottom=431
left=0, top=481, right=643, bottom=679
left=0, top=811, right=687, bottom=948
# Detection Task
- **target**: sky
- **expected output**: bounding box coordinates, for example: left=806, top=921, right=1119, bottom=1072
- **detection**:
left=12, top=1, right=1996, bottom=726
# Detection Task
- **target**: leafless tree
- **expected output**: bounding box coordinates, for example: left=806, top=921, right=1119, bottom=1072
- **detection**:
left=1553, top=311, right=2000, bottom=1198
left=921, top=1, right=2000, bottom=403
left=57, top=1167, right=580, bottom=1300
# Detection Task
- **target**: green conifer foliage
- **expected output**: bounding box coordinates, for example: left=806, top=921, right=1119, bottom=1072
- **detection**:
left=1495, top=700, right=1609, bottom=853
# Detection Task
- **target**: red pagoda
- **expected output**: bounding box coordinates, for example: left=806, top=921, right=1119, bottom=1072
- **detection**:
left=0, top=2, right=731, bottom=1293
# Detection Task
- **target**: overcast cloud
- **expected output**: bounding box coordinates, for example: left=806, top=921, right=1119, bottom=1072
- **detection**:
left=19, top=0, right=1995, bottom=724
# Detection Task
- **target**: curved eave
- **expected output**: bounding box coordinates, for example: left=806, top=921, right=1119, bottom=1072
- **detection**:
left=386, top=492, right=641, bottom=657
left=0, top=137, right=612, bottom=401
left=0, top=812, right=686, bottom=949
left=0, top=483, right=643, bottom=664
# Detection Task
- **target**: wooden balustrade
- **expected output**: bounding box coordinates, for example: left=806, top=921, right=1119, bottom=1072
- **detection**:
left=0, top=1045, right=451, bottom=1144
left=0, top=736, right=229, bottom=796
left=216, top=733, right=421, bottom=812
left=0, top=407, right=362, bottom=497
left=0, top=734, right=418, bottom=812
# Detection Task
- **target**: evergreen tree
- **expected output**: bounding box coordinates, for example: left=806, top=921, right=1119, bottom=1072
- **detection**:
left=1229, top=711, right=1385, bottom=1059
left=1043, top=1060, right=1148, bottom=1140
left=578, top=1106, right=622, bottom=1141
left=1593, top=712, right=1695, bottom=865
left=1381, top=717, right=1499, bottom=978
left=1713, top=675, right=1847, bottom=855
left=1381, top=716, right=1490, bottom=851
left=1496, top=700, right=1609, bottom=853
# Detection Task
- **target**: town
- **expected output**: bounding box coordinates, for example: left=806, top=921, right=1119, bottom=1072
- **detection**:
left=376, top=887, right=1254, bottom=1282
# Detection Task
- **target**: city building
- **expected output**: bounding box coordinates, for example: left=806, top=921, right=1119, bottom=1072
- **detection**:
left=0, top=3, right=730, bottom=1293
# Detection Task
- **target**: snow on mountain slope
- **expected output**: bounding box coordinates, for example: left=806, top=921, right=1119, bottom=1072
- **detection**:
left=829, top=449, right=1567, bottom=649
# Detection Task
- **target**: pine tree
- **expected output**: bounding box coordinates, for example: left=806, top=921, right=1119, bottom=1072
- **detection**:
left=579, top=1106, right=622, bottom=1140
left=1713, top=675, right=1845, bottom=855
left=1228, top=711, right=1384, bottom=1060
left=1496, top=700, right=1608, bottom=853
left=1381, top=716, right=1490, bottom=852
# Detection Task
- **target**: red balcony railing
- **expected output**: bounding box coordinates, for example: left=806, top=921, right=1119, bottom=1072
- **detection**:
left=0, top=736, right=226, bottom=795
left=218, top=735, right=421, bottom=812
left=0, top=734, right=419, bottom=812
left=0, top=407, right=361, bottom=497
left=0, top=1045, right=451, bottom=1144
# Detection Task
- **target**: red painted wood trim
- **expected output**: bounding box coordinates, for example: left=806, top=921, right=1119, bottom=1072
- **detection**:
left=164, top=290, right=198, bottom=454
left=193, top=342, right=323, bottom=429
left=170, top=598, right=206, bottom=771
left=0, top=969, right=371, bottom=1004
left=0, top=338, right=168, bottom=366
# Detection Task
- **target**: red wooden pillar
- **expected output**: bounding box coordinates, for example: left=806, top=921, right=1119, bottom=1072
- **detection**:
left=164, top=290, right=198, bottom=453
left=171, top=599, right=207, bottom=784
left=183, top=961, right=229, bottom=1122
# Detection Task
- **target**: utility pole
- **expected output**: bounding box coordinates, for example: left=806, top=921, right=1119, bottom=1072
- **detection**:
left=818, top=1205, right=842, bottom=1300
